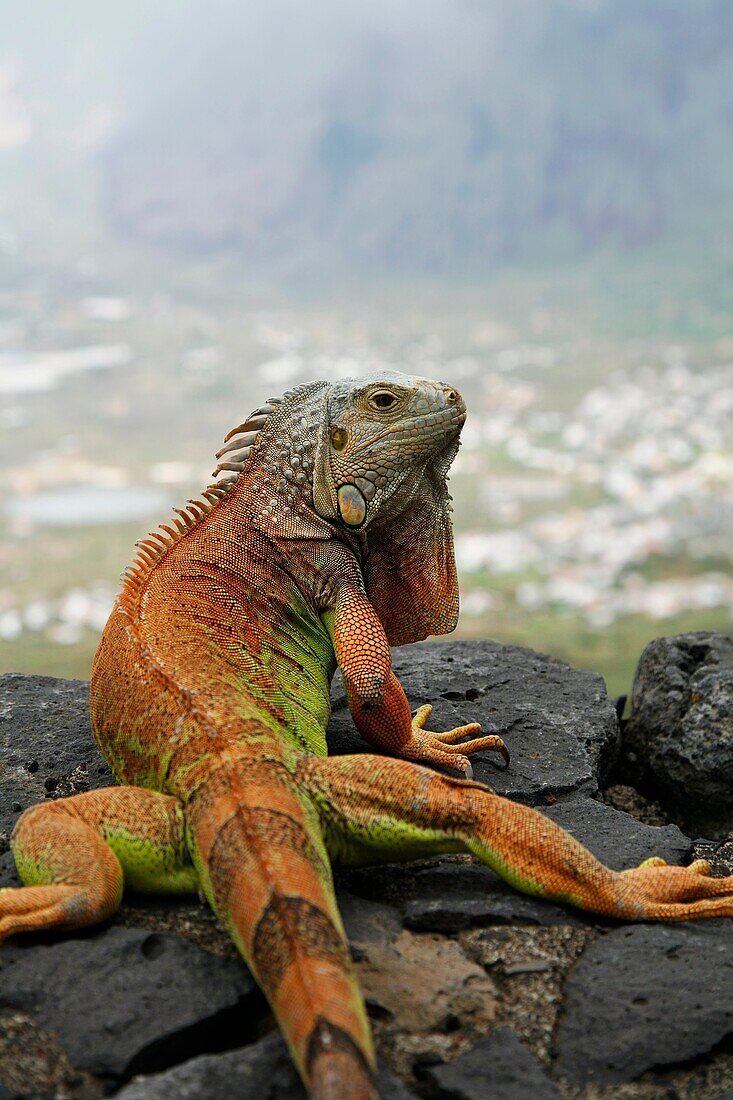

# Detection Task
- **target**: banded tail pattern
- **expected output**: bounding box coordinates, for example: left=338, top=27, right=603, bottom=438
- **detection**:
left=186, top=752, right=377, bottom=1100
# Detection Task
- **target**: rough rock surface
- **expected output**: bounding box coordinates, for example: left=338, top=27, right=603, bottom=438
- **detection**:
left=0, top=674, right=114, bottom=888
left=422, top=1027, right=563, bottom=1099
left=623, top=632, right=733, bottom=832
left=0, top=927, right=261, bottom=1079
left=0, top=643, right=731, bottom=1100
left=329, top=640, right=620, bottom=803
left=542, top=797, right=691, bottom=870
left=340, top=853, right=589, bottom=931
left=555, top=921, right=733, bottom=1085
left=115, top=1031, right=418, bottom=1099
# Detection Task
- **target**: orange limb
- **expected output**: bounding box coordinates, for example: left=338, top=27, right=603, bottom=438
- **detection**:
left=299, top=754, right=733, bottom=921
left=323, top=587, right=508, bottom=775
left=1, top=787, right=196, bottom=941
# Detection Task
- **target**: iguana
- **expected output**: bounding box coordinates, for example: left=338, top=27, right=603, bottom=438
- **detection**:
left=2, top=373, right=732, bottom=1100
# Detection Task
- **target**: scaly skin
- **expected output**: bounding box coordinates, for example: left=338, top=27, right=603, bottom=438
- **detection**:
left=2, top=373, right=732, bottom=1100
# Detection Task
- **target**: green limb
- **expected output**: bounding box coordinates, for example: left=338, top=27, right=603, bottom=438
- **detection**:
left=2, top=786, right=197, bottom=941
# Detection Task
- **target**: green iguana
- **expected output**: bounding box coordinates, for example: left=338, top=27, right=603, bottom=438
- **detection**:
left=2, top=373, right=731, bottom=1100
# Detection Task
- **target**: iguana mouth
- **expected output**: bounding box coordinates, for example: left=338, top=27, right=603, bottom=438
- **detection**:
left=350, top=404, right=465, bottom=457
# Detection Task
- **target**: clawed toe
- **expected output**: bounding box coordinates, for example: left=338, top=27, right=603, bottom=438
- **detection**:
left=441, top=735, right=510, bottom=768
left=613, top=863, right=733, bottom=918
left=431, top=723, right=482, bottom=744
left=406, top=704, right=511, bottom=775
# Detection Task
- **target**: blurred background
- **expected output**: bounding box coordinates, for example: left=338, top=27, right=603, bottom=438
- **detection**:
left=1, top=0, right=732, bottom=696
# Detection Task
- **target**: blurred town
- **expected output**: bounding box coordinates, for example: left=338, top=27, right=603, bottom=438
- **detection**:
left=1, top=270, right=731, bottom=698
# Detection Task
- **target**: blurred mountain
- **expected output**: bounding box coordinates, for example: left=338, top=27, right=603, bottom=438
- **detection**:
left=2, top=0, right=733, bottom=276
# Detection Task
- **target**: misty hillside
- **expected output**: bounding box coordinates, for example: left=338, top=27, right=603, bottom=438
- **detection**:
left=102, top=0, right=733, bottom=272
left=2, top=0, right=733, bottom=276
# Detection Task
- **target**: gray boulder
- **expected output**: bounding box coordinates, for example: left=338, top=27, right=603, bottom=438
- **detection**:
left=422, top=1028, right=563, bottom=1099
left=624, top=632, right=733, bottom=832
left=0, top=927, right=262, bottom=1079
left=555, top=921, right=733, bottom=1085
left=0, top=674, right=114, bottom=887
left=330, top=640, right=620, bottom=805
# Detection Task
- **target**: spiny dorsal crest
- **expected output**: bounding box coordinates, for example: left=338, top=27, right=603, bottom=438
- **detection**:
left=211, top=399, right=281, bottom=480
left=119, top=396, right=282, bottom=598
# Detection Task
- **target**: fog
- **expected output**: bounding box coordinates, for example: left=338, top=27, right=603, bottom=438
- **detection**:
left=1, top=2, right=731, bottom=694
left=3, top=1, right=732, bottom=273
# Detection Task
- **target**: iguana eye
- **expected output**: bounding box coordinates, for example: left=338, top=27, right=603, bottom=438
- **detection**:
left=370, top=390, right=399, bottom=411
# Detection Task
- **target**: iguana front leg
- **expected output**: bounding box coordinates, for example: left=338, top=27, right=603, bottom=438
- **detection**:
left=322, top=585, right=508, bottom=776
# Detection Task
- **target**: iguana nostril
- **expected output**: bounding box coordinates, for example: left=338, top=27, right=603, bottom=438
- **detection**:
left=446, top=390, right=459, bottom=404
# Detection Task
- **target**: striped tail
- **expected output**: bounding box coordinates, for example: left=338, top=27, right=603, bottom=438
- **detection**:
left=186, top=755, right=377, bottom=1100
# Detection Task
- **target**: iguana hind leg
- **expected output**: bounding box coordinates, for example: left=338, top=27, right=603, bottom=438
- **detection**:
left=299, top=755, right=733, bottom=921
left=1, top=787, right=197, bottom=941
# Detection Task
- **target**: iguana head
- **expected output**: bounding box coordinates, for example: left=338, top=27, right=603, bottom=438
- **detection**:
left=218, top=371, right=465, bottom=643
left=310, top=370, right=464, bottom=643
left=311, top=371, right=465, bottom=531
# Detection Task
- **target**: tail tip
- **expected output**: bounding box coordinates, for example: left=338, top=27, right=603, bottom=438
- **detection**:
left=307, top=1018, right=378, bottom=1100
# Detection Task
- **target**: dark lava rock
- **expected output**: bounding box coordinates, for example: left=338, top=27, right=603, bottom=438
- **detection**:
left=340, top=855, right=587, bottom=931
left=0, top=926, right=263, bottom=1080
left=543, top=797, right=691, bottom=871
left=402, top=886, right=586, bottom=933
left=116, top=1029, right=417, bottom=1099
left=0, top=674, right=114, bottom=887
left=329, top=640, right=619, bottom=805
left=554, top=921, right=733, bottom=1085
left=422, top=1027, right=562, bottom=1099
left=624, top=632, right=733, bottom=832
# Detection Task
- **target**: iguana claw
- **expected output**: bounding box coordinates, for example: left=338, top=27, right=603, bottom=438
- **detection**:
left=496, top=742, right=511, bottom=769
left=406, top=705, right=511, bottom=775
